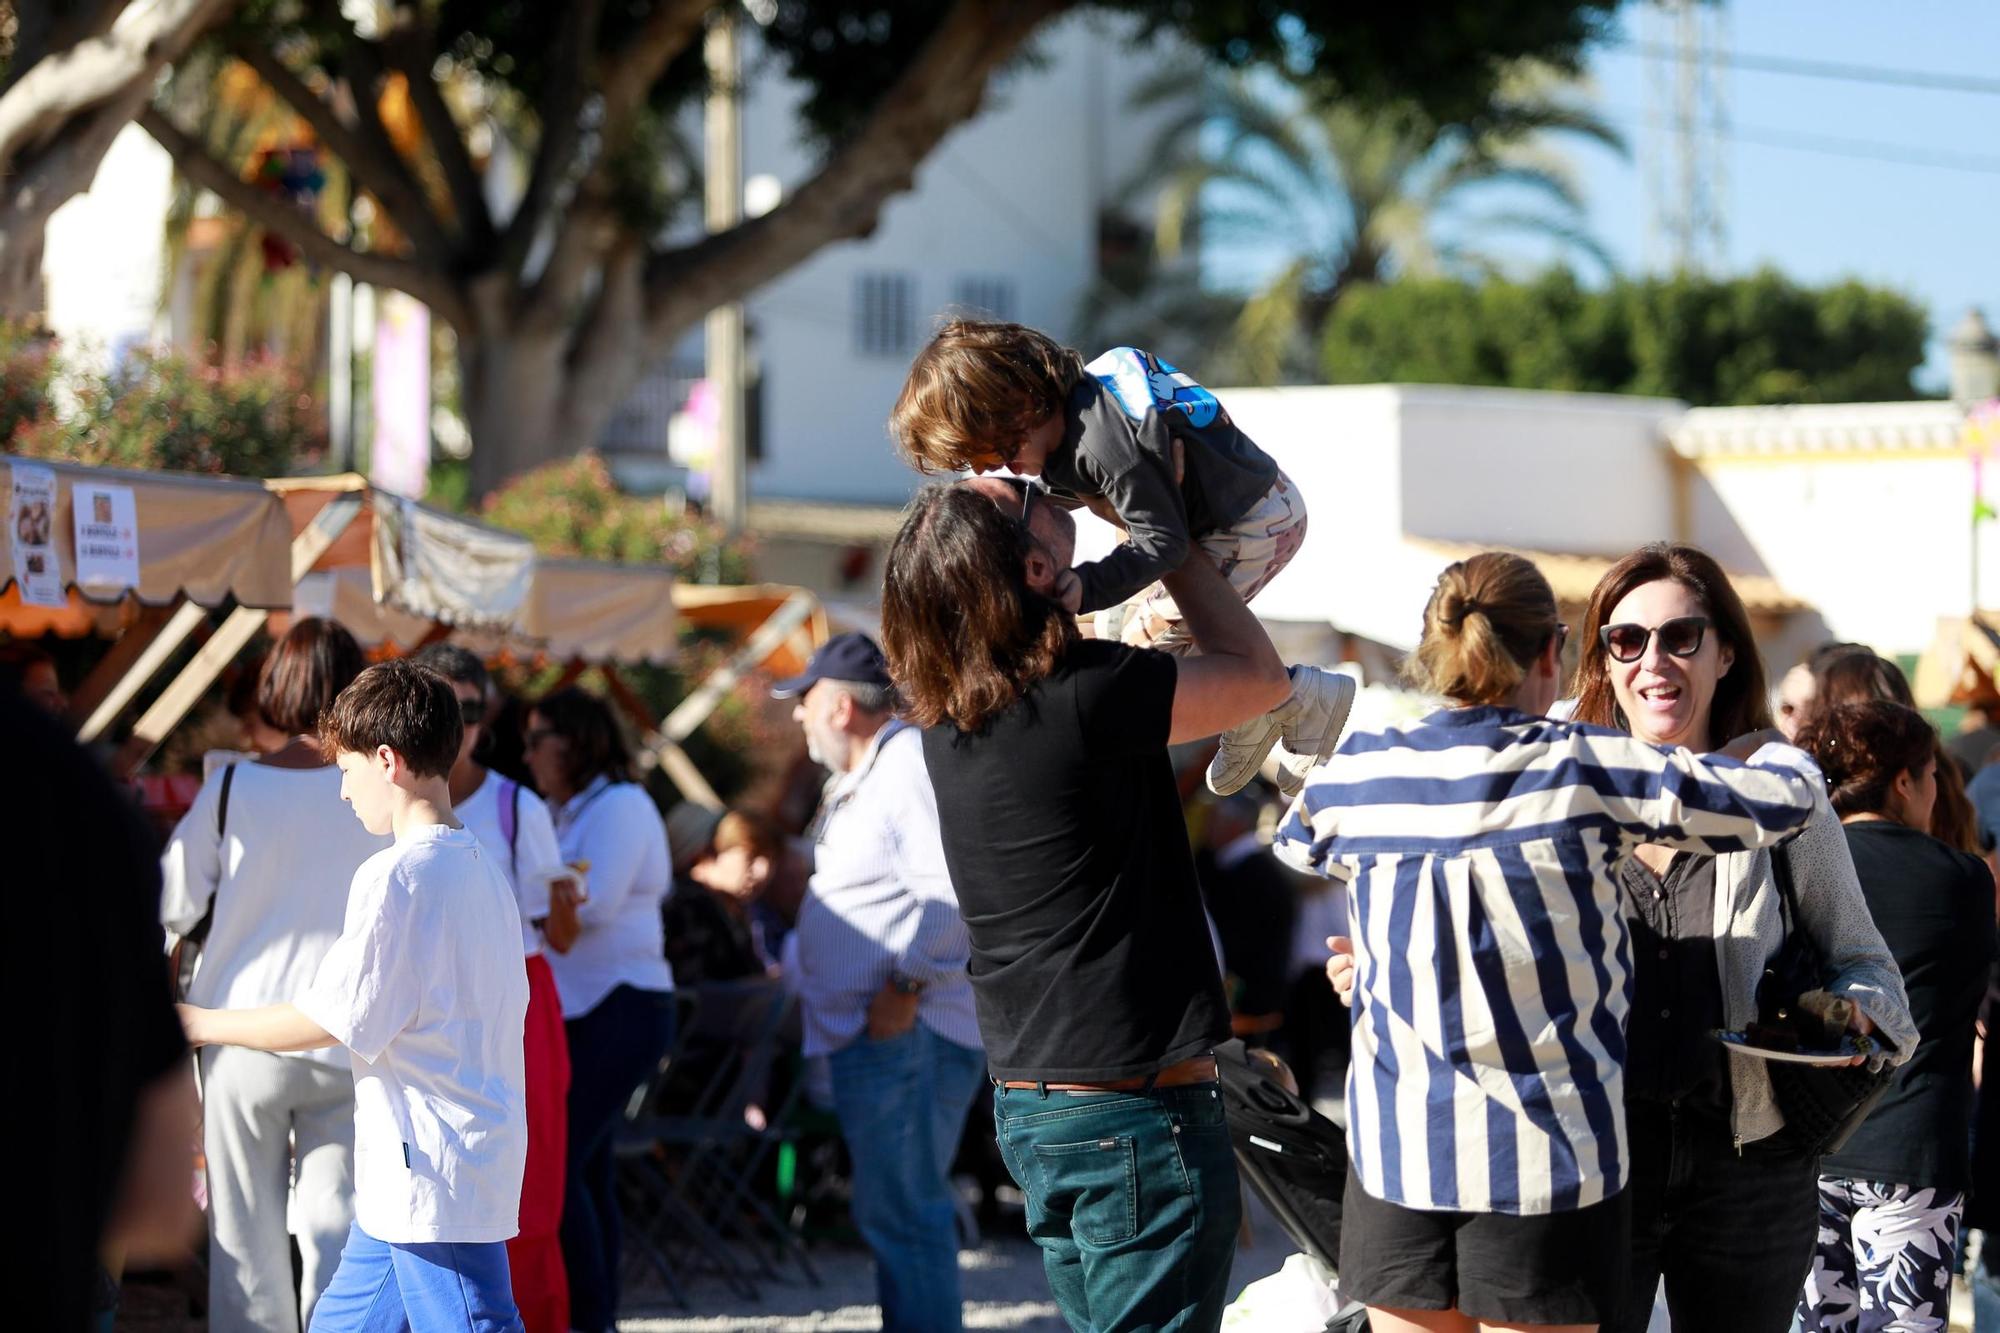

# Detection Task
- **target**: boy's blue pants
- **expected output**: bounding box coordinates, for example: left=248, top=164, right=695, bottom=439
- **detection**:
left=308, top=1223, right=523, bottom=1333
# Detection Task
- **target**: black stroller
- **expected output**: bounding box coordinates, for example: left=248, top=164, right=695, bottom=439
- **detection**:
left=1215, top=1038, right=1369, bottom=1333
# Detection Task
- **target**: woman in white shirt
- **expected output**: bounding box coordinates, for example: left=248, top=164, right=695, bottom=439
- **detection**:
left=413, top=644, right=581, bottom=1333
left=160, top=619, right=388, bottom=1333
left=522, top=687, right=674, bottom=1333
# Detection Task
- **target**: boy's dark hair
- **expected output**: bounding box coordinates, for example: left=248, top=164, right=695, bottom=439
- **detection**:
left=318, top=660, right=463, bottom=779
left=889, top=319, right=1085, bottom=474
left=260, top=617, right=366, bottom=736
left=411, top=642, right=491, bottom=696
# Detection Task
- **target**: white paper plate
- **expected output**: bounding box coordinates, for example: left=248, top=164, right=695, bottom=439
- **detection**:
left=1712, top=1030, right=1869, bottom=1066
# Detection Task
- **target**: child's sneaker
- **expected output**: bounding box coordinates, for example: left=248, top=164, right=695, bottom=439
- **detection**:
left=1206, top=666, right=1353, bottom=797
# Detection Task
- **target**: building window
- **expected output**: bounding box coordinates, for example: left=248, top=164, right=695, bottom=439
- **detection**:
left=854, top=272, right=916, bottom=358
left=954, top=275, right=1016, bottom=322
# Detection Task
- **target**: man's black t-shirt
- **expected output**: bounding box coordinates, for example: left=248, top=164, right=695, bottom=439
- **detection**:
left=1825, top=820, right=1996, bottom=1191
left=920, top=639, right=1230, bottom=1081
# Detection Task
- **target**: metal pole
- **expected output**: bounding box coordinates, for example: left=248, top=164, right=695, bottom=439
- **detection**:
left=704, top=11, right=747, bottom=537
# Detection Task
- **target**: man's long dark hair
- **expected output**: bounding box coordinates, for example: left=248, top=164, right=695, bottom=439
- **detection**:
left=881, top=483, right=1077, bottom=733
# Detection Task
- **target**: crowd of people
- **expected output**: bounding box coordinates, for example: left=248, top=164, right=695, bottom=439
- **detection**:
left=18, top=315, right=2000, bottom=1333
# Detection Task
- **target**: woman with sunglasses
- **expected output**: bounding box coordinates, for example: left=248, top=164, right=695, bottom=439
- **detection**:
left=1278, top=552, right=1824, bottom=1333
left=520, top=687, right=674, bottom=1333
left=1569, top=543, right=1917, bottom=1333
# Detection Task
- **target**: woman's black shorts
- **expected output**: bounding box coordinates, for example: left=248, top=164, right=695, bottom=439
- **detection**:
left=1338, top=1173, right=1632, bottom=1326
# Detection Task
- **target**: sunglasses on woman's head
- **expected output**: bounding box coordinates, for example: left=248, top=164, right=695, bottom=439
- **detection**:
left=1598, top=616, right=1710, bottom=664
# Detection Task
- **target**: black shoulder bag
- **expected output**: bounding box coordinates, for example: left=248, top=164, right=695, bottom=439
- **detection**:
left=170, top=763, right=235, bottom=1001
left=1754, top=844, right=1895, bottom=1156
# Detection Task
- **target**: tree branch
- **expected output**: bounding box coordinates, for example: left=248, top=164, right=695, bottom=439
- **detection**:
left=139, top=105, right=470, bottom=329
left=0, top=0, right=230, bottom=171
left=643, top=0, right=1074, bottom=337
left=494, top=0, right=602, bottom=279
left=380, top=21, right=492, bottom=246
left=229, top=37, right=455, bottom=264
left=507, top=0, right=706, bottom=313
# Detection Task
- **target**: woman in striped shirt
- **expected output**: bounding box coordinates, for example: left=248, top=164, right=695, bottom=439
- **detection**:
left=1275, top=552, right=1822, bottom=1333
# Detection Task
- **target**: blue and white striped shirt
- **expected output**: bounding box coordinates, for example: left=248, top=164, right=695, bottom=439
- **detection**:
left=1273, top=706, right=1820, bottom=1216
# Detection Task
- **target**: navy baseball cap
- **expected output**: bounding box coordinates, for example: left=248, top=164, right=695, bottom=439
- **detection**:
left=770, top=632, right=893, bottom=699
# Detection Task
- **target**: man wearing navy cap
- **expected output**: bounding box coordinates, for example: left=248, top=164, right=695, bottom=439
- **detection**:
left=773, top=634, right=984, bottom=1333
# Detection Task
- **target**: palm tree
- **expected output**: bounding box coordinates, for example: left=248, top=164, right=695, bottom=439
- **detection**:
left=1097, top=61, right=1624, bottom=385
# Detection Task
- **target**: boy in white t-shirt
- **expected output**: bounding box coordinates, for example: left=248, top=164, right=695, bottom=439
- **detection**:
left=179, top=660, right=530, bottom=1333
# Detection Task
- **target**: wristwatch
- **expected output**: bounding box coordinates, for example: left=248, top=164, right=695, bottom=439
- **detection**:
left=887, top=970, right=924, bottom=997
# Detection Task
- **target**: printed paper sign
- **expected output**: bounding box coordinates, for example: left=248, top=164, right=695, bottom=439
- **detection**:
left=8, top=462, right=65, bottom=607
left=71, top=481, right=140, bottom=596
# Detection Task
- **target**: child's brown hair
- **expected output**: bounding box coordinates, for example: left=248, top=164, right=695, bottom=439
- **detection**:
left=318, top=659, right=463, bottom=779
left=889, top=319, right=1085, bottom=473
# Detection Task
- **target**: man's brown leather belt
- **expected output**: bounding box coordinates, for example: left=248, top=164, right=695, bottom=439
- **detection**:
left=996, top=1054, right=1218, bottom=1093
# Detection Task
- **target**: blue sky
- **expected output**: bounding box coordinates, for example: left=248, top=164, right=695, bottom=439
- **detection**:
left=1569, top=0, right=2000, bottom=390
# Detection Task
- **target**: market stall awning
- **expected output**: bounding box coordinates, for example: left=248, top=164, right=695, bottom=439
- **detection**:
left=266, top=475, right=536, bottom=631
left=290, top=557, right=680, bottom=666
left=527, top=558, right=679, bottom=665
left=2, top=458, right=293, bottom=637
left=1914, top=615, right=2000, bottom=710
left=673, top=582, right=827, bottom=679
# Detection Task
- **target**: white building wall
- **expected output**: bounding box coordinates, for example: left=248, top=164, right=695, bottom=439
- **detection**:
left=741, top=14, right=1180, bottom=503
left=1690, top=453, right=1993, bottom=657
left=41, top=124, right=175, bottom=370
left=1392, top=386, right=1684, bottom=554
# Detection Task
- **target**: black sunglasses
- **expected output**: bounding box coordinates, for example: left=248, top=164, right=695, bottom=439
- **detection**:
left=994, top=475, right=1040, bottom=535
left=457, top=696, right=487, bottom=726
left=1598, top=616, right=1710, bottom=664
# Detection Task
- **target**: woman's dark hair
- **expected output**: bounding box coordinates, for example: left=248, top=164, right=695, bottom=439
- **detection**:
left=257, top=617, right=366, bottom=736
left=1796, top=700, right=1938, bottom=821
left=1798, top=647, right=1980, bottom=853
left=1810, top=648, right=1915, bottom=715
left=530, top=686, right=635, bottom=788
left=1405, top=552, right=1560, bottom=705
left=1571, top=543, right=1772, bottom=746
left=881, top=482, right=1078, bottom=732
left=411, top=642, right=491, bottom=696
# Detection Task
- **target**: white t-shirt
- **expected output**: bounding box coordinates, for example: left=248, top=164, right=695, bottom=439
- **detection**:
left=297, top=826, right=529, bottom=1244
left=161, top=762, right=390, bottom=1067
left=545, top=777, right=674, bottom=1018
left=457, top=773, right=565, bottom=957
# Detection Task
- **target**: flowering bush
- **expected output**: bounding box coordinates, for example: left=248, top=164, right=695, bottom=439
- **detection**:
left=0, top=321, right=59, bottom=446
left=480, top=451, right=752, bottom=583
left=5, top=334, right=321, bottom=477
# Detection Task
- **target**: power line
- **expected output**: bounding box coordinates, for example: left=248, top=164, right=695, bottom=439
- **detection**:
left=1610, top=39, right=2000, bottom=97
left=1604, top=105, right=2000, bottom=176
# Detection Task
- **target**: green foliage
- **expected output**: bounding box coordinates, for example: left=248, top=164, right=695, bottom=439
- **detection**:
left=479, top=451, right=752, bottom=582
left=1101, top=57, right=1621, bottom=385
left=3, top=328, right=322, bottom=475
left=1321, top=270, right=1930, bottom=406
left=0, top=321, right=59, bottom=444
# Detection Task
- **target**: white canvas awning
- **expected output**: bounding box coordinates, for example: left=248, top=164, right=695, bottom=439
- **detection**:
left=525, top=559, right=678, bottom=665
left=266, top=475, right=535, bottom=631
left=2, top=458, right=293, bottom=636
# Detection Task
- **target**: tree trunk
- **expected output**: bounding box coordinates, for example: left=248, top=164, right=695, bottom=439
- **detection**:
left=459, top=326, right=571, bottom=495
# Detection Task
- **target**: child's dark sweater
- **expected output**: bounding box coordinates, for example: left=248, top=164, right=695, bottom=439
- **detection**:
left=1040, top=347, right=1279, bottom=614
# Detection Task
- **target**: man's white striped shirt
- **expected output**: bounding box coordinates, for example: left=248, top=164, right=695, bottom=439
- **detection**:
left=1274, top=706, right=1819, bottom=1215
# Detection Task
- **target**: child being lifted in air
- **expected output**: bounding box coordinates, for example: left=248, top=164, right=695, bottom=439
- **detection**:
left=891, top=318, right=1351, bottom=795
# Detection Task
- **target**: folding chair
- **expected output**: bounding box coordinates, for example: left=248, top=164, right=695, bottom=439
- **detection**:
left=619, top=979, right=820, bottom=1297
